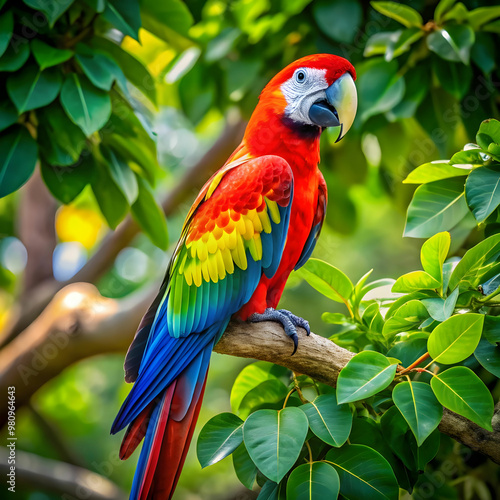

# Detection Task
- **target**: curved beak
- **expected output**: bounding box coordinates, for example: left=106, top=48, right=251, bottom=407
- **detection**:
left=308, top=73, right=357, bottom=142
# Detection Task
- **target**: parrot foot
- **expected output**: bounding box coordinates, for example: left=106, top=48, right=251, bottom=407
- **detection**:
left=248, top=308, right=310, bottom=355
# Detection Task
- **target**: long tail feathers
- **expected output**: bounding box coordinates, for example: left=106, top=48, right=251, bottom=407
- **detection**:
left=124, top=344, right=212, bottom=500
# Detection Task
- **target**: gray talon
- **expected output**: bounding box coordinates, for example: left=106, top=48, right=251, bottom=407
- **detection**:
left=249, top=308, right=309, bottom=354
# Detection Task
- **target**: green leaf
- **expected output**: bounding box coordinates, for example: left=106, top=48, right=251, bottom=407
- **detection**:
left=0, top=39, right=30, bottom=72
left=22, top=0, right=74, bottom=27
left=393, top=381, right=442, bottom=446
left=382, top=300, right=429, bottom=338
left=392, top=271, right=441, bottom=293
left=465, top=166, right=500, bottom=222
left=0, top=125, right=38, bottom=197
left=141, top=0, right=194, bottom=39
left=450, top=148, right=487, bottom=166
left=365, top=29, right=422, bottom=63
left=37, top=105, right=87, bottom=166
left=484, top=315, right=500, bottom=343
left=287, top=462, right=340, bottom=500
left=238, top=379, right=289, bottom=419
left=41, top=157, right=95, bottom=204
left=325, top=444, right=399, bottom=500
left=91, top=161, right=129, bottom=228
left=421, top=287, right=459, bottom=322
left=403, top=161, right=469, bottom=184
left=60, top=74, right=111, bottom=136
left=474, top=339, right=500, bottom=377
left=76, top=47, right=123, bottom=91
left=297, top=258, right=353, bottom=304
left=0, top=11, right=13, bottom=58
left=233, top=444, right=258, bottom=490
left=197, top=413, right=243, bottom=468
left=103, top=134, right=159, bottom=186
left=243, top=408, right=308, bottom=483
left=427, top=25, right=475, bottom=64
left=89, top=37, right=156, bottom=104
left=82, top=0, right=106, bottom=12
left=484, top=19, right=500, bottom=34
left=301, top=394, right=352, bottom=447
left=387, top=64, right=428, bottom=119
left=131, top=176, right=168, bottom=250
left=435, top=0, right=456, bottom=23
left=432, top=59, right=472, bottom=100
left=448, top=233, right=500, bottom=291
left=0, top=101, right=18, bottom=132
left=230, top=362, right=288, bottom=414
left=388, top=337, right=428, bottom=369
left=349, top=417, right=414, bottom=492
left=428, top=313, right=483, bottom=364
left=471, top=33, right=495, bottom=75
left=100, top=146, right=138, bottom=204
left=357, top=58, right=405, bottom=123
left=313, top=0, right=362, bottom=44
left=404, top=178, right=468, bottom=238
left=258, top=480, right=286, bottom=500
left=381, top=405, right=440, bottom=472
left=371, top=1, right=423, bottom=27
left=363, top=302, right=385, bottom=335
left=337, top=351, right=398, bottom=404
left=476, top=119, right=500, bottom=151
left=102, top=0, right=141, bottom=40
left=7, top=66, right=62, bottom=113
left=31, top=40, right=73, bottom=70
left=431, top=366, right=494, bottom=430
left=322, top=312, right=350, bottom=324
left=480, top=273, right=500, bottom=295
left=468, top=6, right=500, bottom=29
left=421, top=232, right=450, bottom=284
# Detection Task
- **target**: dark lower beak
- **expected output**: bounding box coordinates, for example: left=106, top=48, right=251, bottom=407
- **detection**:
left=308, top=100, right=340, bottom=128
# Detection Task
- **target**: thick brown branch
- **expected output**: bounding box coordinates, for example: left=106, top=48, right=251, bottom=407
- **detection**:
left=0, top=447, right=126, bottom=500
left=0, top=115, right=246, bottom=345
left=1, top=283, right=499, bottom=465
left=18, top=168, right=57, bottom=295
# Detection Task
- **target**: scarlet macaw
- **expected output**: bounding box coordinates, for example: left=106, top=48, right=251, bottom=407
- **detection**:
left=112, top=54, right=357, bottom=499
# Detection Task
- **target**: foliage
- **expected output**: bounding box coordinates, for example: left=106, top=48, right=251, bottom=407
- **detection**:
left=404, top=118, right=500, bottom=238
left=0, top=0, right=176, bottom=247
left=197, top=119, right=500, bottom=498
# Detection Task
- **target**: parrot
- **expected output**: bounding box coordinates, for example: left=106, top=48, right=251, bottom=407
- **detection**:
left=111, top=53, right=357, bottom=499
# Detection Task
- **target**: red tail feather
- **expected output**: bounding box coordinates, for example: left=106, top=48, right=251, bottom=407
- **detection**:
left=127, top=375, right=207, bottom=500
left=145, top=378, right=207, bottom=499
left=120, top=401, right=156, bottom=460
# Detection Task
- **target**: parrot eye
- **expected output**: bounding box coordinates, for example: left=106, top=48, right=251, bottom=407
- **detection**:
left=295, top=70, right=306, bottom=83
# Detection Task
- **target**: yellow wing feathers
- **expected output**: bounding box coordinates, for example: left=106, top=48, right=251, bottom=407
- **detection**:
left=180, top=201, right=279, bottom=286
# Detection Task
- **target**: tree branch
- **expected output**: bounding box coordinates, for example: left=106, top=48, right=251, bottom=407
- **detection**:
left=0, top=115, right=246, bottom=346
left=0, top=447, right=126, bottom=500
left=18, top=168, right=57, bottom=296
left=1, top=283, right=499, bottom=464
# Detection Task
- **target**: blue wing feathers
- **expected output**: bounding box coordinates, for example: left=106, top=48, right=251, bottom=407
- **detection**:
left=294, top=222, right=321, bottom=270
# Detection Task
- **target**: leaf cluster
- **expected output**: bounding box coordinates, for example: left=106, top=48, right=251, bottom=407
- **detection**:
left=0, top=0, right=187, bottom=247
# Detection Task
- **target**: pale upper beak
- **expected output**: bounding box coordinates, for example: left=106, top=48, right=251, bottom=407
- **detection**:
left=308, top=73, right=357, bottom=142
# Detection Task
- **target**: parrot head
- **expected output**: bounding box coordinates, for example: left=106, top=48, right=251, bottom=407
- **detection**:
left=255, top=54, right=357, bottom=143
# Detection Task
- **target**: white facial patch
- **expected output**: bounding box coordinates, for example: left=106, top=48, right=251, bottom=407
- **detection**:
left=280, top=67, right=329, bottom=125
